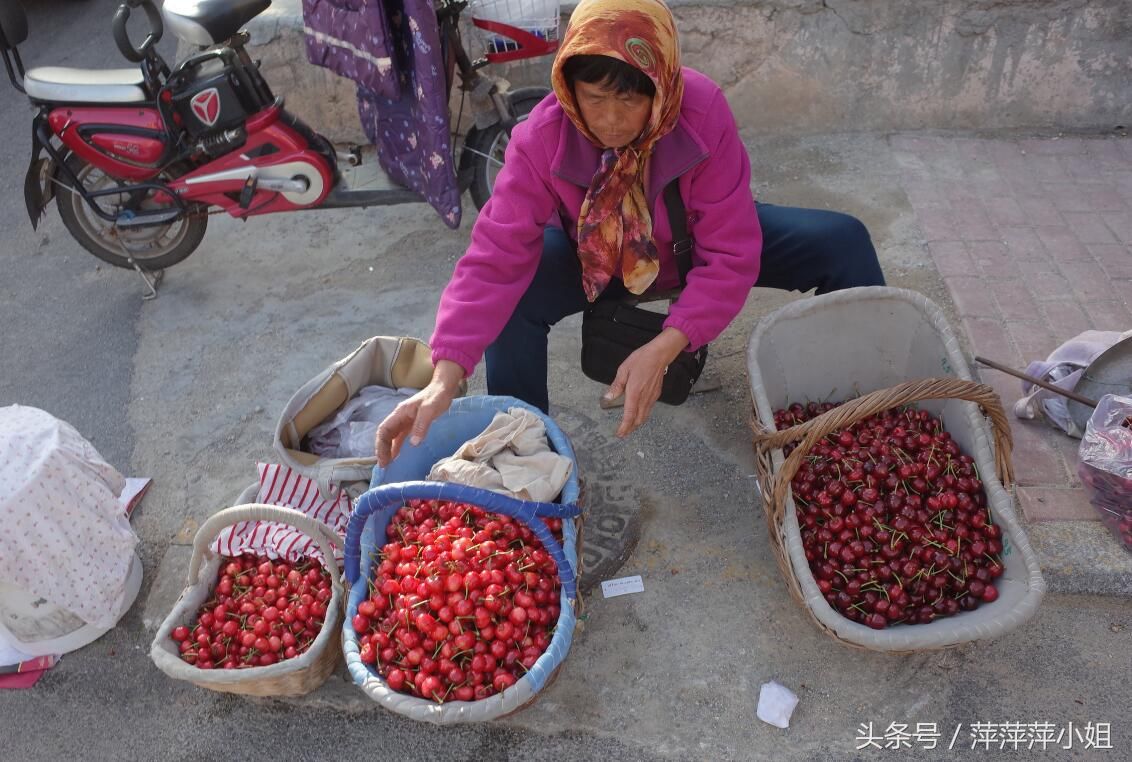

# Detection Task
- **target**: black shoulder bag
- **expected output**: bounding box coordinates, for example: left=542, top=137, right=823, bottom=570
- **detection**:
left=580, top=180, right=708, bottom=406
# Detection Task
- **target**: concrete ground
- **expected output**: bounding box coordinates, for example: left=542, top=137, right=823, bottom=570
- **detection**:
left=3, top=128, right=1130, bottom=759
left=2, top=1, right=1130, bottom=760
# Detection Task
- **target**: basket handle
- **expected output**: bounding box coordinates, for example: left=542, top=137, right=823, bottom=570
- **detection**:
left=752, top=378, right=1015, bottom=519
left=343, top=481, right=581, bottom=599
left=188, top=503, right=344, bottom=589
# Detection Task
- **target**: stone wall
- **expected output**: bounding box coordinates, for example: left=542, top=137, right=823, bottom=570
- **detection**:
left=181, top=0, right=1132, bottom=141
left=176, top=0, right=370, bottom=144
left=666, top=0, right=1132, bottom=134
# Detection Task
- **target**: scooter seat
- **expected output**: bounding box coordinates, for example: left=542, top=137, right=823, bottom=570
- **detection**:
left=24, top=67, right=147, bottom=104
left=163, top=0, right=272, bottom=47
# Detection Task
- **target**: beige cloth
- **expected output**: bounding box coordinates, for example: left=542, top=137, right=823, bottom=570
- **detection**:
left=428, top=408, right=573, bottom=502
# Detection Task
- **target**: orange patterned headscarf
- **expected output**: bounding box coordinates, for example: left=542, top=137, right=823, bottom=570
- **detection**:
left=551, top=0, right=684, bottom=301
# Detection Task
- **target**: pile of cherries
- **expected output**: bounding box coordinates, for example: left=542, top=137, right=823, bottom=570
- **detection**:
left=171, top=554, right=333, bottom=669
left=774, top=400, right=1005, bottom=629
left=353, top=498, right=564, bottom=703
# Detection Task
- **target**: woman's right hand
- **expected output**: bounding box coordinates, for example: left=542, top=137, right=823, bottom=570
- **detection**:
left=374, top=360, right=465, bottom=467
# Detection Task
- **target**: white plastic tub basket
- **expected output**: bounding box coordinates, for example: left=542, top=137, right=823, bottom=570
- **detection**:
left=748, top=287, right=1045, bottom=651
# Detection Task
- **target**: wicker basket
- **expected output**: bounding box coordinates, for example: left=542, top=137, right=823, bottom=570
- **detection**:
left=150, top=504, right=345, bottom=696
left=748, top=287, right=1045, bottom=652
left=341, top=395, right=583, bottom=722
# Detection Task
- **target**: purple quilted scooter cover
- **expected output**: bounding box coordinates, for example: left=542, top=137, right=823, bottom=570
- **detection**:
left=357, top=0, right=462, bottom=228
left=303, top=0, right=461, bottom=227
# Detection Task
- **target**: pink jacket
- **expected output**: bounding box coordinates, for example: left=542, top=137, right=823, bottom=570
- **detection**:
left=430, top=68, right=762, bottom=375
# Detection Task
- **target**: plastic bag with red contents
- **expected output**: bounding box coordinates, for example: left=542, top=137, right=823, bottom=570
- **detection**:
left=1077, top=394, right=1132, bottom=552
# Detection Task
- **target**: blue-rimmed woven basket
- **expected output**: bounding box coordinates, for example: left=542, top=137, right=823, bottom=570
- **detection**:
left=342, top=396, right=582, bottom=722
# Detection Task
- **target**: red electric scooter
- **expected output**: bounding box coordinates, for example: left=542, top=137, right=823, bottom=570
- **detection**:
left=0, top=0, right=554, bottom=297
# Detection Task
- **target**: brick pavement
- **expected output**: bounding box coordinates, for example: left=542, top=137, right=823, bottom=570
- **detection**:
left=890, top=134, right=1132, bottom=525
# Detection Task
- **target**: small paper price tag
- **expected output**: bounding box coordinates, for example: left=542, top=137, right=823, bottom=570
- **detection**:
left=600, top=575, right=644, bottom=598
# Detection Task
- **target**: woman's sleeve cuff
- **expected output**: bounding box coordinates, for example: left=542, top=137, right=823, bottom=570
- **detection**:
left=430, top=346, right=478, bottom=378
left=662, top=314, right=708, bottom=354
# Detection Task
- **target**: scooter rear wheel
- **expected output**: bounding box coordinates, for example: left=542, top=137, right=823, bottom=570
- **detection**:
left=55, top=155, right=208, bottom=271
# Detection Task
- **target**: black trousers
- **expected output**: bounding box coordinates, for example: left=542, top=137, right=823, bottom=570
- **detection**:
left=485, top=203, right=887, bottom=411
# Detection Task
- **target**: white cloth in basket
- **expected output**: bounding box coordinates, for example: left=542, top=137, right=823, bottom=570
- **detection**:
left=428, top=408, right=572, bottom=502
left=0, top=405, right=138, bottom=629
left=210, top=463, right=350, bottom=564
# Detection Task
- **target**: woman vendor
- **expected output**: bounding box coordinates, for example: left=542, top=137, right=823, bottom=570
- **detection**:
left=376, top=0, right=884, bottom=465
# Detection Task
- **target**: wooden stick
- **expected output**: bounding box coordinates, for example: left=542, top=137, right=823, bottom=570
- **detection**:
left=974, top=355, right=1099, bottom=408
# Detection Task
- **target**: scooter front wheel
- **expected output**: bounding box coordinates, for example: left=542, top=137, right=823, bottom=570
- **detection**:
left=55, top=155, right=208, bottom=271
left=462, top=88, right=549, bottom=211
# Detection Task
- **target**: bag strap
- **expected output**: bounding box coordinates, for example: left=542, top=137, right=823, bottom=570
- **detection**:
left=664, top=180, right=693, bottom=286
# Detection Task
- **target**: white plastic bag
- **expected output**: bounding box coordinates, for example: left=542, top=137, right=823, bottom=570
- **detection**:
left=1077, top=394, right=1132, bottom=551
left=756, top=681, right=800, bottom=729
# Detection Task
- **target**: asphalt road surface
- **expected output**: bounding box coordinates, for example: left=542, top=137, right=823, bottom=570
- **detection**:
left=0, top=4, right=632, bottom=758
left=0, top=0, right=154, bottom=468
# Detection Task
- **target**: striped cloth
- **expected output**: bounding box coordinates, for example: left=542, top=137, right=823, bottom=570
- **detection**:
left=209, top=463, right=351, bottom=566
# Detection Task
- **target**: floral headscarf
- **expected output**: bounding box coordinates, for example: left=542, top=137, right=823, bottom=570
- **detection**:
left=551, top=0, right=684, bottom=301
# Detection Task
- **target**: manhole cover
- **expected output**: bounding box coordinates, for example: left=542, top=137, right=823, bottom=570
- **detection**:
left=554, top=409, right=645, bottom=593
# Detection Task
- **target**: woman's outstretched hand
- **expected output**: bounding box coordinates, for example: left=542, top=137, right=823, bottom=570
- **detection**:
left=375, top=360, right=465, bottom=467
left=604, top=327, right=689, bottom=438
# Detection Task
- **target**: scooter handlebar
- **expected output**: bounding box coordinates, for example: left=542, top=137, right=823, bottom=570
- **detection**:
left=113, top=0, right=163, bottom=64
